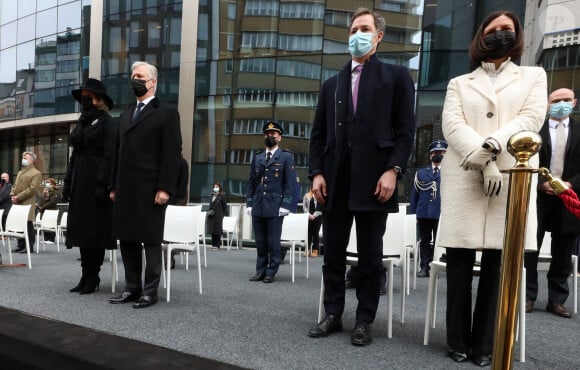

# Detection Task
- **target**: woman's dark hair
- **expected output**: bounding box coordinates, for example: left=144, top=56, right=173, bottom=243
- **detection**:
left=469, top=10, right=524, bottom=67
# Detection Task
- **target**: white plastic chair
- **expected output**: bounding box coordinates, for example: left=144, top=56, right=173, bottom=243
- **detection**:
left=57, top=212, right=67, bottom=245
left=0, top=209, right=4, bottom=249
left=280, top=212, right=309, bottom=283
left=404, top=213, right=418, bottom=294
left=36, top=210, right=60, bottom=253
left=423, top=227, right=526, bottom=361
left=1, top=205, right=32, bottom=268
left=197, top=211, right=207, bottom=267
left=222, top=216, right=239, bottom=250
left=317, top=213, right=407, bottom=339
left=162, top=205, right=202, bottom=301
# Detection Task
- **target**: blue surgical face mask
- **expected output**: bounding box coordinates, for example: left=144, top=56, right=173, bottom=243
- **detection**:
left=21, top=159, right=30, bottom=167
left=348, top=31, right=376, bottom=58
left=550, top=101, right=574, bottom=119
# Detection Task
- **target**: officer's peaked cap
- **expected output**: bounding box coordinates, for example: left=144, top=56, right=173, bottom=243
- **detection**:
left=429, top=140, right=448, bottom=152
left=263, top=121, right=283, bottom=135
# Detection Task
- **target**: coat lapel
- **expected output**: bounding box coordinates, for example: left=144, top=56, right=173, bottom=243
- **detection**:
left=493, top=62, right=520, bottom=94
left=466, top=67, right=497, bottom=106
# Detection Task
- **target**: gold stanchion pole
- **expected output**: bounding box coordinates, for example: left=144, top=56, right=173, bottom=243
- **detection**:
left=492, top=131, right=542, bottom=370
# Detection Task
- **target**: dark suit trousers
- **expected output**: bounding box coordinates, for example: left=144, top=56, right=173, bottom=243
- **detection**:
left=322, top=169, right=387, bottom=323
left=17, top=221, right=36, bottom=251
left=417, top=218, right=438, bottom=271
left=525, top=230, right=576, bottom=304
left=119, top=241, right=162, bottom=296
left=307, top=216, right=323, bottom=252
left=252, top=216, right=283, bottom=277
left=446, top=248, right=501, bottom=358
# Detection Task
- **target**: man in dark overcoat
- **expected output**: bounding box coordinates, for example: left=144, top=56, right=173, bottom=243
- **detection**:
left=525, top=88, right=580, bottom=318
left=109, top=61, right=182, bottom=308
left=246, top=121, right=297, bottom=283
left=307, top=8, right=415, bottom=346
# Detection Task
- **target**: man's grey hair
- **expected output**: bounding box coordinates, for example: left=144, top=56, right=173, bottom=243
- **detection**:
left=22, top=151, right=36, bottom=161
left=131, top=61, right=158, bottom=94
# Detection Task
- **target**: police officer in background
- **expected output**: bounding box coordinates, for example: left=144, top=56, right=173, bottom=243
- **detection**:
left=409, top=140, right=447, bottom=278
left=247, top=121, right=297, bottom=283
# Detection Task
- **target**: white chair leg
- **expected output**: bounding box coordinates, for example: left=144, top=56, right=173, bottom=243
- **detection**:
left=432, top=275, right=438, bottom=326
left=291, top=243, right=295, bottom=283
left=317, top=274, right=324, bottom=323
left=387, top=262, right=394, bottom=339
left=573, top=255, right=578, bottom=314
left=166, top=247, right=172, bottom=302
left=25, top=236, right=32, bottom=268
left=401, top=260, right=406, bottom=323
left=306, top=243, right=309, bottom=279
left=203, top=239, right=207, bottom=268
left=36, top=230, right=40, bottom=253
left=196, top=245, right=203, bottom=294
left=423, top=269, right=437, bottom=345
left=161, top=248, right=166, bottom=289
left=413, top=244, right=418, bottom=290
left=7, top=238, right=13, bottom=264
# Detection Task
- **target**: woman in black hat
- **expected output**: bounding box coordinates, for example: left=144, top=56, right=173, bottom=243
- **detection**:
left=63, top=78, right=117, bottom=294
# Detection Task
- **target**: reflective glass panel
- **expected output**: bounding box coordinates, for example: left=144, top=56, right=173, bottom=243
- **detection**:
left=17, top=14, right=36, bottom=44
left=57, top=1, right=81, bottom=33
left=0, top=0, right=18, bottom=24
left=38, top=0, right=59, bottom=12
left=0, top=47, right=17, bottom=84
left=36, top=8, right=59, bottom=38
left=17, top=0, right=36, bottom=18
left=0, top=21, right=17, bottom=49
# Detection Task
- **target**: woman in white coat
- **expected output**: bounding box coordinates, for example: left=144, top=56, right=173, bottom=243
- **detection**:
left=439, top=11, right=547, bottom=367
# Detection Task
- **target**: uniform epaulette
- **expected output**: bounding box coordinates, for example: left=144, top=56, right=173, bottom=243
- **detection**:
left=255, top=149, right=264, bottom=154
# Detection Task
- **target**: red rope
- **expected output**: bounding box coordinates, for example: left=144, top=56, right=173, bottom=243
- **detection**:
left=558, top=189, right=580, bottom=219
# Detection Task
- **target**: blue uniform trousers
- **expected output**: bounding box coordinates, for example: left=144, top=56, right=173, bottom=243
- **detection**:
left=253, top=215, right=284, bottom=277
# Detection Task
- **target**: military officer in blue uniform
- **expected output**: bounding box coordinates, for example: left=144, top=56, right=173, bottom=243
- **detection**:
left=247, top=121, right=297, bottom=283
left=409, top=140, right=447, bottom=277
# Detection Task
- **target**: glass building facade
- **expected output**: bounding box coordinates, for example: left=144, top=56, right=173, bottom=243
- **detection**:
left=0, top=0, right=422, bottom=203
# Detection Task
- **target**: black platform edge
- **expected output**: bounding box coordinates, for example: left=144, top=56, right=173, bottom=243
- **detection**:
left=0, top=306, right=245, bottom=370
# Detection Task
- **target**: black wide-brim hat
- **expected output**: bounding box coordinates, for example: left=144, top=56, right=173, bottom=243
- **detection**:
left=71, top=78, right=114, bottom=110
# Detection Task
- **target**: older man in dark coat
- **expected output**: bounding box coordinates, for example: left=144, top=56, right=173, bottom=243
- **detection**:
left=109, top=61, right=182, bottom=308
left=307, top=8, right=415, bottom=346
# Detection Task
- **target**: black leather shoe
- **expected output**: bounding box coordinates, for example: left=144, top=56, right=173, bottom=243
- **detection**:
left=11, top=247, right=24, bottom=253
left=132, top=295, right=158, bottom=309
left=546, top=301, right=571, bottom=318
left=417, top=269, right=429, bottom=278
left=447, top=349, right=468, bottom=363
left=472, top=355, right=492, bottom=367
left=351, top=322, right=372, bottom=346
left=308, top=314, right=343, bottom=338
left=18, top=249, right=32, bottom=254
left=263, top=275, right=275, bottom=283
left=249, top=274, right=265, bottom=281
left=109, top=291, right=140, bottom=304
left=345, top=279, right=355, bottom=289
left=525, top=299, right=534, bottom=313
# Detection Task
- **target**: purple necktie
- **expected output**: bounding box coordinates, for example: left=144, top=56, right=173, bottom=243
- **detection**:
left=352, top=65, right=363, bottom=112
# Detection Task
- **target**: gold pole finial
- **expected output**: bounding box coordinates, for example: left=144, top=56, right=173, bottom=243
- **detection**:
left=538, top=167, right=569, bottom=195
left=492, top=131, right=541, bottom=370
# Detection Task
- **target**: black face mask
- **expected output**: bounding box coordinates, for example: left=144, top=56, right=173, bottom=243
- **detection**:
left=81, top=95, right=96, bottom=111
left=131, top=79, right=149, bottom=97
left=483, top=30, right=516, bottom=60
left=264, top=136, right=277, bottom=148
left=432, top=154, right=443, bottom=163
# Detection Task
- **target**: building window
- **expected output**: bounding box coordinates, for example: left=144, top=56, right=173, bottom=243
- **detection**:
left=323, top=39, right=347, bottom=54
left=35, top=70, right=56, bottom=82
left=239, top=58, right=275, bottom=73
left=244, top=0, right=279, bottom=16
left=241, top=32, right=277, bottom=48
left=236, top=88, right=275, bottom=103
left=277, top=92, right=318, bottom=108
left=225, top=59, right=233, bottom=73
left=229, top=149, right=254, bottom=164
left=227, top=2, right=237, bottom=19
left=226, top=33, right=235, bottom=51
left=277, top=60, right=321, bottom=80
left=278, top=34, right=322, bottom=52
left=280, top=3, right=324, bottom=19
left=324, top=10, right=351, bottom=28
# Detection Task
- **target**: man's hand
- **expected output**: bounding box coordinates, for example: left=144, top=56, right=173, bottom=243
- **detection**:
left=11, top=195, right=19, bottom=204
left=312, top=174, right=327, bottom=205
left=538, top=181, right=555, bottom=195
left=154, top=190, right=170, bottom=205
left=460, top=147, right=495, bottom=171
left=278, top=208, right=290, bottom=216
left=375, top=170, right=397, bottom=203
left=109, top=190, right=116, bottom=202
left=309, top=214, right=315, bottom=221
left=246, top=207, right=252, bottom=216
